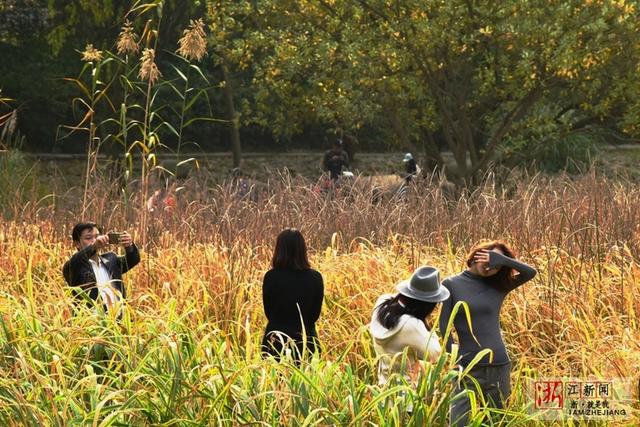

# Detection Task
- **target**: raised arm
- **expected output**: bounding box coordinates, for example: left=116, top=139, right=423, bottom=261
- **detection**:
left=118, top=244, right=140, bottom=274
left=489, top=251, right=537, bottom=289
left=115, top=232, right=140, bottom=274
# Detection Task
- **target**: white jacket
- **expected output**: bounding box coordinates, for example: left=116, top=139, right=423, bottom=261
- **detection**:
left=369, top=294, right=441, bottom=385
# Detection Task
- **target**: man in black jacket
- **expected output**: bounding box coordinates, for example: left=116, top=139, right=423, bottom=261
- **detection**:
left=322, top=139, right=350, bottom=180
left=62, top=222, right=140, bottom=315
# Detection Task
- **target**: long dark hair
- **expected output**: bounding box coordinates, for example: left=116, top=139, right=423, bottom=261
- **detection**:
left=466, top=240, right=517, bottom=292
left=376, top=294, right=437, bottom=330
left=271, top=228, right=311, bottom=270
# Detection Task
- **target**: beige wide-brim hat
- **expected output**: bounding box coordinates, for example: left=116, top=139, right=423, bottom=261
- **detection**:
left=396, top=266, right=450, bottom=303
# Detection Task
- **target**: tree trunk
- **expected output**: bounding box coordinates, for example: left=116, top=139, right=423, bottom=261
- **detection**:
left=221, top=61, right=242, bottom=169
left=421, top=129, right=445, bottom=172
left=384, top=96, right=411, bottom=149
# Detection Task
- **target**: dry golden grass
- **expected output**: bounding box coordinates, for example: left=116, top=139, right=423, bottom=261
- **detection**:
left=1, top=169, right=639, bottom=425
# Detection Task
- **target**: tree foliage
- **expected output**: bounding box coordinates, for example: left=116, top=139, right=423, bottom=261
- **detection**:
left=211, top=0, right=640, bottom=179
left=2, top=0, right=639, bottom=179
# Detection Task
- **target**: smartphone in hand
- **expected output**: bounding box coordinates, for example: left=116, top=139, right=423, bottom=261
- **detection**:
left=107, top=232, right=123, bottom=245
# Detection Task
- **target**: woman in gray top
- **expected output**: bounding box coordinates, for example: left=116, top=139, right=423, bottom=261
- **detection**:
left=439, top=240, right=537, bottom=426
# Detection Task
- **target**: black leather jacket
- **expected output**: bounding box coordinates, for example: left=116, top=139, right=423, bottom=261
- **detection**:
left=62, top=243, right=140, bottom=303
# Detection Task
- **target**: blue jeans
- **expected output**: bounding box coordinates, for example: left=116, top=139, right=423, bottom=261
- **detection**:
left=450, top=363, right=511, bottom=426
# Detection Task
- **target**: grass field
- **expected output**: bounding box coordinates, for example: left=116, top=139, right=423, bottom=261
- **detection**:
left=1, top=168, right=639, bottom=425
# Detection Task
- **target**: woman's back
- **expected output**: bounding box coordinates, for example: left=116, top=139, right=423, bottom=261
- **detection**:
left=368, top=267, right=449, bottom=386
left=261, top=228, right=324, bottom=359
left=263, top=267, right=324, bottom=335
left=370, top=295, right=441, bottom=385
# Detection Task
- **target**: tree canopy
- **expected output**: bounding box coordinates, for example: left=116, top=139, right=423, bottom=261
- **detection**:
left=212, top=0, right=640, bottom=180
left=1, top=0, right=639, bottom=178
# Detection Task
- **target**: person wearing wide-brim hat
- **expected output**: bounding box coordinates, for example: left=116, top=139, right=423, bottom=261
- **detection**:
left=369, top=266, right=450, bottom=388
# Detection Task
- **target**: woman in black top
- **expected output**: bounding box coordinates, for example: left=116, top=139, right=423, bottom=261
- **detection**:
left=261, top=228, right=324, bottom=360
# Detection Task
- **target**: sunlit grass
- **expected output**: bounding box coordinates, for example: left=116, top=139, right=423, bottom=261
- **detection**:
left=1, top=171, right=639, bottom=425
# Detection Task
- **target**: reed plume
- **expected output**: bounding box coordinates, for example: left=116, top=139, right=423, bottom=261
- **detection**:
left=81, top=44, right=103, bottom=62
left=116, top=20, right=140, bottom=56
left=138, top=48, right=162, bottom=85
left=177, top=19, right=207, bottom=62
